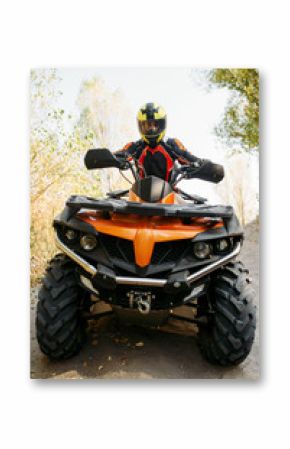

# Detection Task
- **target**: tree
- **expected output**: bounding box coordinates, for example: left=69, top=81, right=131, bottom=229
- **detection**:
left=216, top=153, right=259, bottom=225
left=30, top=69, right=101, bottom=284
left=77, top=77, right=135, bottom=192
left=202, top=69, right=259, bottom=152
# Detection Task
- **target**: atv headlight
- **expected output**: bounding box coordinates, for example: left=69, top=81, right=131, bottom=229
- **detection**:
left=193, top=241, right=211, bottom=259
left=216, top=238, right=231, bottom=252
left=80, top=234, right=97, bottom=251
left=65, top=229, right=78, bottom=241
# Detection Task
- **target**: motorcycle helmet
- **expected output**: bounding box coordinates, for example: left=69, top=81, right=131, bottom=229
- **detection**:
left=137, top=102, right=167, bottom=146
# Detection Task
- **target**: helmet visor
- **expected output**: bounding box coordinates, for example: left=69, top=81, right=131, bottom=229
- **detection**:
left=138, top=119, right=166, bottom=137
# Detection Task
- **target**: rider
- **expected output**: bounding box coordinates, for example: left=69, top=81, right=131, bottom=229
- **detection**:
left=114, top=102, right=224, bottom=183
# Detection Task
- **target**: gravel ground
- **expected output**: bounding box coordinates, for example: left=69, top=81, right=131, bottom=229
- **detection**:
left=30, top=222, right=259, bottom=380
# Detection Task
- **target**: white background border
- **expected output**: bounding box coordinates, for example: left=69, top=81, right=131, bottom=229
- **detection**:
left=1, top=1, right=288, bottom=448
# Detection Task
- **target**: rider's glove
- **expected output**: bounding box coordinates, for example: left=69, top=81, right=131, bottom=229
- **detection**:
left=184, top=160, right=203, bottom=178
left=190, top=160, right=203, bottom=168
left=115, top=154, right=129, bottom=170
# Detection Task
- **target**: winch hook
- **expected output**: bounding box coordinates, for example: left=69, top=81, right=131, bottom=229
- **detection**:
left=137, top=297, right=151, bottom=315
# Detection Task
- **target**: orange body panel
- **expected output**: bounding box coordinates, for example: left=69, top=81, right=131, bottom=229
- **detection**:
left=129, top=191, right=141, bottom=202
left=78, top=205, right=223, bottom=267
left=161, top=192, right=175, bottom=204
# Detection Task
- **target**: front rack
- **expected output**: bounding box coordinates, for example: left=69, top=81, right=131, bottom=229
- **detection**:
left=65, top=195, right=234, bottom=219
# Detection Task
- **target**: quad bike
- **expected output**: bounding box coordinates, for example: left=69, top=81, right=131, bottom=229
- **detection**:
left=36, top=148, right=256, bottom=366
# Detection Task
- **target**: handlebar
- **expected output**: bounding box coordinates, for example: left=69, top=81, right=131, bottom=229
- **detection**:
left=86, top=149, right=224, bottom=184
left=170, top=163, right=203, bottom=185
left=115, top=153, right=204, bottom=185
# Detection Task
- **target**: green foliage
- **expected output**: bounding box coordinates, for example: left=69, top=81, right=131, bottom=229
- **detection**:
left=30, top=70, right=135, bottom=285
left=207, top=69, right=259, bottom=151
left=30, top=69, right=101, bottom=285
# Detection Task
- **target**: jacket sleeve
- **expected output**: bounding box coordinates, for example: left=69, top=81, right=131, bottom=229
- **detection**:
left=166, top=138, right=203, bottom=165
left=114, top=141, right=141, bottom=160
left=166, top=138, right=224, bottom=183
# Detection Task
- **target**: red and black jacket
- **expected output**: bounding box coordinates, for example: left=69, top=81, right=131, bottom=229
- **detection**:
left=115, top=138, right=224, bottom=183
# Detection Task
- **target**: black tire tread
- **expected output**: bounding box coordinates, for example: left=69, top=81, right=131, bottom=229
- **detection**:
left=198, top=260, right=256, bottom=366
left=36, top=254, right=85, bottom=360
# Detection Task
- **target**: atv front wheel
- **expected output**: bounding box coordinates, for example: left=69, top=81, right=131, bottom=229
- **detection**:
left=36, top=254, right=86, bottom=360
left=198, top=261, right=256, bottom=366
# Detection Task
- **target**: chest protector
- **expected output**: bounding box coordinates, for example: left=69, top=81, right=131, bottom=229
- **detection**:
left=138, top=145, right=174, bottom=181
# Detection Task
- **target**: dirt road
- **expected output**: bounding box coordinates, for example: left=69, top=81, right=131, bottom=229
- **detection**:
left=30, top=222, right=259, bottom=380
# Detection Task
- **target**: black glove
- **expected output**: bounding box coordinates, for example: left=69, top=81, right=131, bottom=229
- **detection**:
left=115, top=154, right=129, bottom=170
left=182, top=161, right=203, bottom=178
left=189, top=159, right=224, bottom=183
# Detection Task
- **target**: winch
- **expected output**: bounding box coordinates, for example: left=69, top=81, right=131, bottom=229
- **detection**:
left=127, top=290, right=154, bottom=314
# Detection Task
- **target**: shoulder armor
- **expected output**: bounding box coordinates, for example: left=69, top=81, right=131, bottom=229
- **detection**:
left=135, top=139, right=145, bottom=148
left=121, top=141, right=135, bottom=151
left=166, top=137, right=174, bottom=146
left=166, top=137, right=187, bottom=151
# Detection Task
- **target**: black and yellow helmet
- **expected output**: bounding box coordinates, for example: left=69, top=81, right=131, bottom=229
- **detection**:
left=137, top=102, right=167, bottom=146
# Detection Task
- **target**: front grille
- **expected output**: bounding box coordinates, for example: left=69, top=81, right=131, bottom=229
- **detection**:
left=151, top=240, right=189, bottom=264
left=99, top=233, right=189, bottom=266
left=99, top=234, right=134, bottom=263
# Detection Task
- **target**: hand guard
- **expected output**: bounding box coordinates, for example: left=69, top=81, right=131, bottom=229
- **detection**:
left=188, top=160, right=224, bottom=183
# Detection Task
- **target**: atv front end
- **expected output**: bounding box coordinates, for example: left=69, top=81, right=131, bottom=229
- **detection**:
left=36, top=196, right=256, bottom=366
left=53, top=196, right=243, bottom=314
